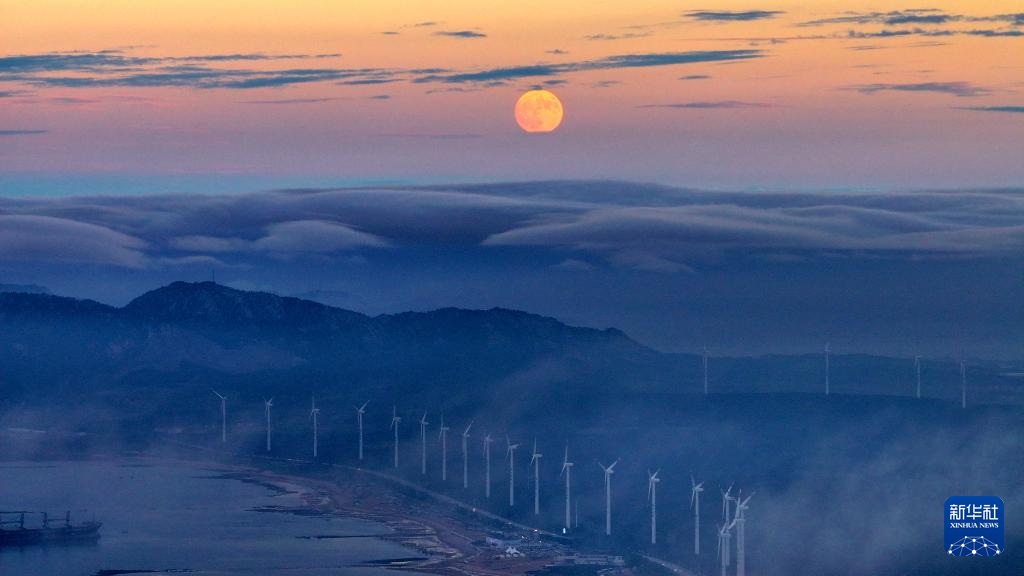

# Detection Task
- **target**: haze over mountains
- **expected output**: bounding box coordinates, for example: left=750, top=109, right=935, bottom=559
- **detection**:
left=0, top=281, right=1019, bottom=417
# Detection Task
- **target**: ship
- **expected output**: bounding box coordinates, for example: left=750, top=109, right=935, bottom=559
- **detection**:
left=0, top=511, right=102, bottom=546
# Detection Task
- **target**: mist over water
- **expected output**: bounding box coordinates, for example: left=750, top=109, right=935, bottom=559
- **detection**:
left=0, top=460, right=419, bottom=576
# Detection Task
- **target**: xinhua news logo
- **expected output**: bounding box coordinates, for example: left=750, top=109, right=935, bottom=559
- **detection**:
left=945, top=496, right=1004, bottom=557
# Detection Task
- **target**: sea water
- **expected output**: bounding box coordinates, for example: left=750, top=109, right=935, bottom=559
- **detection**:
left=0, top=460, right=423, bottom=576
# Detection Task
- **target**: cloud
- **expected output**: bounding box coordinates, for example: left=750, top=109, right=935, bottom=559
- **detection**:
left=2, top=47, right=762, bottom=91
left=546, top=49, right=568, bottom=55
left=686, top=10, right=784, bottom=22
left=433, top=30, right=487, bottom=39
left=801, top=9, right=1024, bottom=27
left=0, top=215, right=147, bottom=267
left=240, top=97, right=347, bottom=105
left=955, top=105, right=1024, bottom=114
left=414, top=50, right=763, bottom=84
left=800, top=9, right=956, bottom=27
left=851, top=81, right=990, bottom=97
left=678, top=74, right=711, bottom=80
left=0, top=129, right=47, bottom=136
left=1, top=182, right=1020, bottom=274
left=638, top=101, right=770, bottom=109
left=843, top=27, right=1023, bottom=39
left=584, top=32, right=651, bottom=41
left=253, top=220, right=388, bottom=256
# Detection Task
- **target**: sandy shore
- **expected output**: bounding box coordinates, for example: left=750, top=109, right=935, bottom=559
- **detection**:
left=156, top=447, right=577, bottom=576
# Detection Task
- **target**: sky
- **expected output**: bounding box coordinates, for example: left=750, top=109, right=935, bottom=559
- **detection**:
left=1, top=2, right=1022, bottom=358
left=1, top=1, right=1023, bottom=189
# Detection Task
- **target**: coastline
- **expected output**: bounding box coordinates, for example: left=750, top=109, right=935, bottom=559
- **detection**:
left=151, top=447, right=577, bottom=576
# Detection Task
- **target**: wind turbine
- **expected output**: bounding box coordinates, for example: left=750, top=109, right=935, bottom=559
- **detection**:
left=461, top=421, right=473, bottom=489
left=960, top=359, right=967, bottom=409
left=264, top=398, right=274, bottom=452
left=915, top=356, right=922, bottom=399
left=483, top=433, right=494, bottom=498
left=310, top=395, right=320, bottom=459
left=506, top=436, right=520, bottom=507
left=560, top=444, right=574, bottom=531
left=212, top=389, right=227, bottom=443
left=647, top=469, right=660, bottom=545
left=439, top=415, right=450, bottom=481
left=598, top=459, right=618, bottom=536
left=703, top=346, right=709, bottom=395
left=691, top=476, right=704, bottom=555
left=356, top=401, right=368, bottom=461
left=717, top=520, right=735, bottom=576
left=734, top=493, right=754, bottom=576
left=390, top=406, right=401, bottom=468
left=825, top=342, right=831, bottom=396
left=419, top=411, right=429, bottom=475
left=530, top=439, right=543, bottom=515
left=721, top=482, right=735, bottom=523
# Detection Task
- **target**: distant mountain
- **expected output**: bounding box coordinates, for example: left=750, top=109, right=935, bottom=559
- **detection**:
left=0, top=281, right=1019, bottom=421
left=0, top=283, right=50, bottom=295
left=0, top=282, right=663, bottom=412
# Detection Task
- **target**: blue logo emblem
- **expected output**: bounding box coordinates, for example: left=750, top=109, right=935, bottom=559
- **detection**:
left=945, top=496, right=1004, bottom=556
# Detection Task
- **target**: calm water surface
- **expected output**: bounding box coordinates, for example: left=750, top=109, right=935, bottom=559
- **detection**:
left=0, top=460, right=423, bottom=576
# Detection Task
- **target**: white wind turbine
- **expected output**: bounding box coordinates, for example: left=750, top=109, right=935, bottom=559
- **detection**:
left=506, top=436, right=520, bottom=507
left=914, top=356, right=922, bottom=399
left=825, top=342, right=831, bottom=396
left=691, top=476, right=704, bottom=555
left=310, top=396, right=320, bottom=459
left=560, top=444, right=574, bottom=532
left=461, top=420, right=473, bottom=489
left=961, top=359, right=967, bottom=409
left=530, top=439, right=543, bottom=515
left=439, top=415, right=450, bottom=481
left=703, top=346, right=709, bottom=395
left=419, top=411, right=429, bottom=475
left=647, top=469, right=660, bottom=545
left=356, top=401, right=368, bottom=461
left=717, top=520, right=735, bottom=576
left=598, top=459, right=619, bottom=536
left=211, top=389, right=227, bottom=443
left=734, top=493, right=754, bottom=576
left=721, top=482, right=735, bottom=524
left=390, top=406, right=401, bottom=468
left=483, top=433, right=494, bottom=498
left=264, top=398, right=274, bottom=452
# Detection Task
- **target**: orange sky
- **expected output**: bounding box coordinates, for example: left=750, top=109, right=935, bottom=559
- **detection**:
left=1, top=1, right=1022, bottom=189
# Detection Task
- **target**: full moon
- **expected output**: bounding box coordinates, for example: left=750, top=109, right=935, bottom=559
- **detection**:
left=515, top=89, right=564, bottom=133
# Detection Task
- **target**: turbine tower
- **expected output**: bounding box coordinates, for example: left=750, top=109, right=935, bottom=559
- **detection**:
left=915, top=356, right=922, bottom=399
left=264, top=398, right=274, bottom=452
left=721, top=482, right=735, bottom=524
left=560, top=444, right=574, bottom=531
left=960, top=359, right=967, bottom=409
left=483, top=433, right=494, bottom=498
left=506, top=436, right=520, bottom=507
left=390, top=406, right=401, bottom=468
left=439, top=415, right=450, bottom=481
left=734, top=493, right=754, bottom=576
left=356, top=401, right=368, bottom=461
left=598, top=459, right=619, bottom=536
left=703, top=346, right=709, bottom=395
left=691, top=476, right=704, bottom=555
left=461, top=420, right=473, bottom=489
left=530, top=439, right=543, bottom=515
left=825, top=342, right=831, bottom=396
left=717, top=521, right=735, bottom=576
left=212, top=389, right=227, bottom=443
left=647, top=469, right=660, bottom=545
left=310, top=395, right=320, bottom=459
left=419, top=411, right=429, bottom=475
